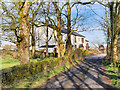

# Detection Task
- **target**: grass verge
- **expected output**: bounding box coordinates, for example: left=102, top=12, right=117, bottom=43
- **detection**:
left=106, top=63, right=120, bottom=88
left=1, top=55, right=54, bottom=70
left=5, top=59, right=82, bottom=88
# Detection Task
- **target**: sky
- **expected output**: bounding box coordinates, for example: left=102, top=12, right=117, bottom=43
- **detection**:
left=71, top=2, right=107, bottom=47
left=1, top=2, right=107, bottom=47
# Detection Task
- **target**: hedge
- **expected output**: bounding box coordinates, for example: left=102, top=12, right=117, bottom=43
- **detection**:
left=1, top=56, right=71, bottom=85
left=1, top=48, right=84, bottom=85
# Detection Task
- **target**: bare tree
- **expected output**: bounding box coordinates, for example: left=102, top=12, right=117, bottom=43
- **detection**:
left=61, top=0, right=95, bottom=55
left=30, top=2, right=43, bottom=58
left=2, top=1, right=34, bottom=64
left=38, top=0, right=95, bottom=57
left=97, top=1, right=120, bottom=63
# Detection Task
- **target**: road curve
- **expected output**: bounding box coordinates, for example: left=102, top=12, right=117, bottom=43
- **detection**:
left=39, top=54, right=114, bottom=89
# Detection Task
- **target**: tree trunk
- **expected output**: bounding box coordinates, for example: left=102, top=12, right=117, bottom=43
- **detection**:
left=57, top=35, right=63, bottom=57
left=31, top=23, right=35, bottom=58
left=57, top=44, right=61, bottom=57
left=113, top=35, right=118, bottom=60
left=32, top=45, right=35, bottom=58
left=61, top=44, right=65, bottom=57
left=46, top=24, right=49, bottom=57
left=106, top=30, right=111, bottom=56
left=117, top=22, right=120, bottom=63
left=19, top=2, right=31, bottom=65
left=105, top=1, right=111, bottom=57
left=66, top=1, right=72, bottom=54
left=118, top=35, right=120, bottom=63
left=57, top=11, right=62, bottom=57
left=110, top=3, right=114, bottom=61
left=116, top=3, right=120, bottom=62
left=16, top=42, right=20, bottom=58
left=19, top=20, right=30, bottom=64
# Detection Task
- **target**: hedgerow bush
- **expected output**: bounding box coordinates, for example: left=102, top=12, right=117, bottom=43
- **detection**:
left=1, top=56, right=72, bottom=85
left=1, top=48, right=84, bottom=86
left=103, top=55, right=112, bottom=65
left=72, top=48, right=84, bottom=60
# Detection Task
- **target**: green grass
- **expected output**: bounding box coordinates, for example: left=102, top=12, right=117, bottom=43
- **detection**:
left=1, top=56, right=20, bottom=70
left=106, top=63, right=120, bottom=88
left=7, top=59, right=82, bottom=88
left=1, top=55, right=54, bottom=70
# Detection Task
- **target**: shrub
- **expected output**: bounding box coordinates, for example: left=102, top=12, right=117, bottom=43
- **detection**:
left=1, top=56, right=70, bottom=85
left=49, top=53, right=54, bottom=57
left=1, top=48, right=84, bottom=86
left=73, top=48, right=84, bottom=60
left=2, top=49, right=6, bottom=51
left=103, top=55, right=112, bottom=65
left=31, top=49, right=45, bottom=59
left=7, top=52, right=13, bottom=56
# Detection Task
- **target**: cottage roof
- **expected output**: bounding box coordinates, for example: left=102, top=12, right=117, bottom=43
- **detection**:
left=85, top=40, right=89, bottom=42
left=61, top=28, right=85, bottom=37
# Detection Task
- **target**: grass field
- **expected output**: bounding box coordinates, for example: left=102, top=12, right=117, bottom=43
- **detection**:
left=0, top=49, right=91, bottom=70
left=1, top=55, right=54, bottom=70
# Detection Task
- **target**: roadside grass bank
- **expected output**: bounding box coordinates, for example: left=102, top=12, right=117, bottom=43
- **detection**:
left=1, top=55, right=54, bottom=70
left=106, top=63, right=120, bottom=88
left=1, top=48, right=85, bottom=88
left=103, top=58, right=120, bottom=88
left=1, top=48, right=93, bottom=88
left=1, top=48, right=90, bottom=70
left=4, top=59, right=83, bottom=88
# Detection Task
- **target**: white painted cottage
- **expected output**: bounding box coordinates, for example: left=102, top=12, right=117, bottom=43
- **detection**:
left=30, top=26, right=89, bottom=53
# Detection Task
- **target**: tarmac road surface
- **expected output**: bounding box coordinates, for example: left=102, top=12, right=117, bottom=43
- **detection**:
left=39, top=54, right=114, bottom=89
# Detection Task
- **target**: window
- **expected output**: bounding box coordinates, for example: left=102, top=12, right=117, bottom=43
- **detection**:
left=82, top=38, right=84, bottom=43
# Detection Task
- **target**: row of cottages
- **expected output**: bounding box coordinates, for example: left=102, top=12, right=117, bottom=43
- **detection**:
left=30, top=26, right=89, bottom=53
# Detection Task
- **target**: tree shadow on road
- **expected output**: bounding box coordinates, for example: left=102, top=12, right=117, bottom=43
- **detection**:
left=41, top=57, right=117, bottom=89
